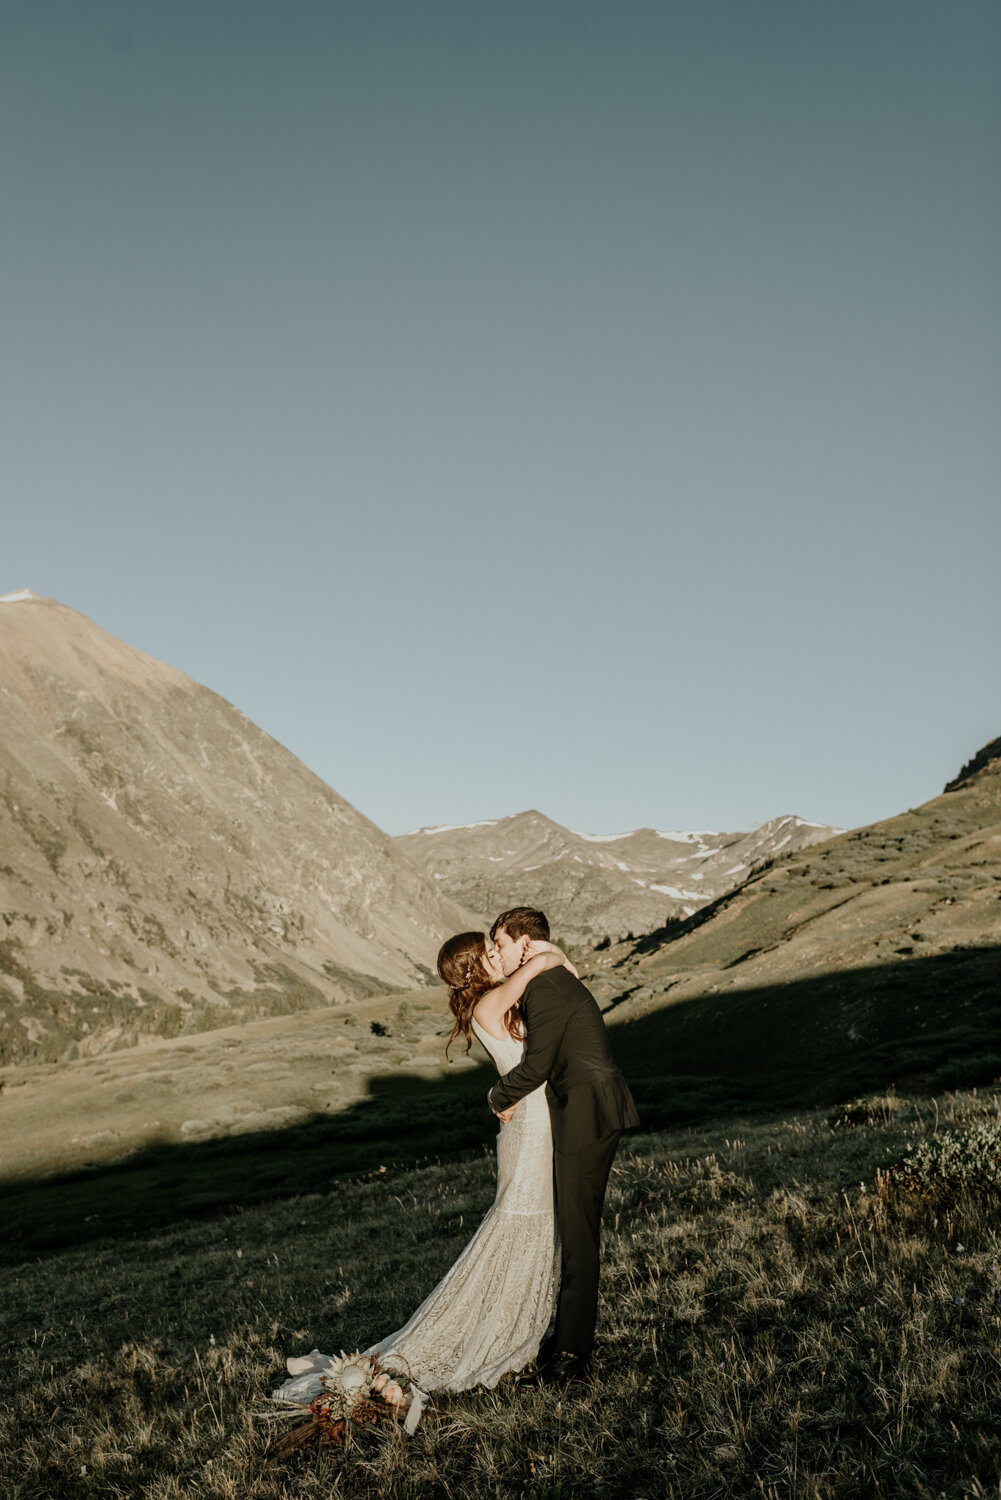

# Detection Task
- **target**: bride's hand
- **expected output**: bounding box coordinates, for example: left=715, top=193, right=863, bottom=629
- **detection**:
left=525, top=940, right=578, bottom=978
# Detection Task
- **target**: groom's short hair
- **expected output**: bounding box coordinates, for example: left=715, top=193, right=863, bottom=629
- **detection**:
left=490, top=907, right=550, bottom=943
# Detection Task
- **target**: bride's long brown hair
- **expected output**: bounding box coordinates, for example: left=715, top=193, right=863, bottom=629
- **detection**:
left=438, top=931, right=525, bottom=1057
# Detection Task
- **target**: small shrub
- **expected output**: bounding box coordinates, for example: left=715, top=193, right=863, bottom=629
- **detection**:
left=829, top=1088, right=906, bottom=1129
left=895, top=1118, right=1001, bottom=1193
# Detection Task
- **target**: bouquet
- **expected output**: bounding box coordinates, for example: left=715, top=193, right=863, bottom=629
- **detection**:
left=267, top=1351, right=426, bottom=1459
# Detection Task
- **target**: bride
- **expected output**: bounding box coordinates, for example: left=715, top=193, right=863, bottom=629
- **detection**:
left=273, top=931, right=573, bottom=1405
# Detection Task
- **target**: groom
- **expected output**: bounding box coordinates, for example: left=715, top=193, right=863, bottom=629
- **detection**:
left=487, top=906, right=640, bottom=1387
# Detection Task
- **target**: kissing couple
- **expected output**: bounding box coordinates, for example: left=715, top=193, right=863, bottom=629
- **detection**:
left=275, top=906, right=639, bottom=1408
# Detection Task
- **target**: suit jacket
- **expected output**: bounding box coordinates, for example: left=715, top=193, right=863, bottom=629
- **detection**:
left=488, top=966, right=640, bottom=1152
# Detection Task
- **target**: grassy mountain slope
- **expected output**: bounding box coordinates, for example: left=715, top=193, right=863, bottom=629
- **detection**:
left=596, top=745, right=1001, bottom=1116
left=0, top=986, right=462, bottom=1189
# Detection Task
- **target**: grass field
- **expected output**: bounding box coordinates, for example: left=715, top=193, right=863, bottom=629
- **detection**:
left=4, top=1085, right=1001, bottom=1498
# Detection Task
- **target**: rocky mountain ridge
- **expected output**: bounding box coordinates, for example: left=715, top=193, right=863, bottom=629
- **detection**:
left=0, top=593, right=474, bottom=1065
left=395, top=809, right=842, bottom=946
left=945, top=736, right=1001, bottom=792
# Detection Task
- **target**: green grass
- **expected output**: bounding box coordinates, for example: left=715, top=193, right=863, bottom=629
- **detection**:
left=4, top=1089, right=1001, bottom=1498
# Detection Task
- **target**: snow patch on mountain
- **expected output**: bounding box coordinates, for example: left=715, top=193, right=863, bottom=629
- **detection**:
left=572, top=830, right=632, bottom=843
left=414, top=819, right=501, bottom=836
left=655, top=829, right=719, bottom=843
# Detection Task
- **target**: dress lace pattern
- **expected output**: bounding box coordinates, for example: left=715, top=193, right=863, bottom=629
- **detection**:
left=273, top=1017, right=558, bottom=1400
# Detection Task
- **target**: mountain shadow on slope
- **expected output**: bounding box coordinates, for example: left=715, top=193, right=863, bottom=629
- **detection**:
left=2, top=945, right=998, bottom=1262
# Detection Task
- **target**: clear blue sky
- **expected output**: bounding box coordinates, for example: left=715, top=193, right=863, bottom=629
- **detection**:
left=3, top=1, right=998, bottom=835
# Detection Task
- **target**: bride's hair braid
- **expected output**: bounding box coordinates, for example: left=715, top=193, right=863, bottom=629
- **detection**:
left=438, top=932, right=492, bottom=1058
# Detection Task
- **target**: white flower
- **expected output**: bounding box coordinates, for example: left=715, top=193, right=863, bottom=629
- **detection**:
left=320, top=1351, right=379, bottom=1404
left=340, top=1363, right=369, bottom=1394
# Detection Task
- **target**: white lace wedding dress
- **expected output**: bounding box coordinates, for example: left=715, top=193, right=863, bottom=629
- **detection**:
left=273, top=1017, right=559, bottom=1401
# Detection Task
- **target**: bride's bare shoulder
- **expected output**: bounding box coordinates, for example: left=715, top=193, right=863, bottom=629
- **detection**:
left=471, top=1005, right=508, bottom=1042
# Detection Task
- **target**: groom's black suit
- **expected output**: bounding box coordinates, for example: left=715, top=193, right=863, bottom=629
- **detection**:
left=488, top=966, right=640, bottom=1358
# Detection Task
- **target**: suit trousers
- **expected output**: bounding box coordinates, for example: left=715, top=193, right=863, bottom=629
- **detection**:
left=552, top=1129, right=621, bottom=1358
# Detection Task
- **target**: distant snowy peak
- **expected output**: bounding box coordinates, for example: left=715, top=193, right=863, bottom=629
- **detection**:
left=412, top=816, right=825, bottom=846
left=746, top=814, right=845, bottom=853
left=395, top=808, right=843, bottom=947
left=0, top=588, right=40, bottom=603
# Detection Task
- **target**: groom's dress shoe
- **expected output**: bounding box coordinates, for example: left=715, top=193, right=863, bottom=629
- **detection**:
left=514, top=1334, right=557, bottom=1387
left=535, top=1335, right=558, bottom=1370
left=518, top=1352, right=592, bottom=1389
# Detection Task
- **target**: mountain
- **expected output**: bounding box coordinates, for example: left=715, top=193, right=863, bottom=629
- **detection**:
left=395, top=810, right=841, bottom=946
left=944, top=736, right=1001, bottom=792
left=595, top=738, right=1001, bottom=1107
left=0, top=593, right=473, bottom=1065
